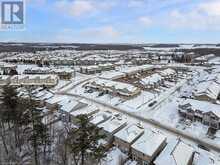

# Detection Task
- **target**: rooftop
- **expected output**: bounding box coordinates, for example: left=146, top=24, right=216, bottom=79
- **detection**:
left=131, top=129, right=166, bottom=157
left=154, top=138, right=194, bottom=165
left=114, top=124, right=144, bottom=143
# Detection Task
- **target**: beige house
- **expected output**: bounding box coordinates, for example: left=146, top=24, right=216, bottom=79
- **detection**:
left=10, top=75, right=59, bottom=87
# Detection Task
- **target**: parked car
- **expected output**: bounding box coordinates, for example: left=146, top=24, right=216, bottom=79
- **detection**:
left=148, top=101, right=157, bottom=107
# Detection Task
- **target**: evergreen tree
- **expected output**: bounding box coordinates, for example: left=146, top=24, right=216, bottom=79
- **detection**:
left=1, top=86, right=18, bottom=129
left=66, top=114, right=108, bottom=165
left=0, top=86, right=30, bottom=162
left=25, top=88, right=51, bottom=165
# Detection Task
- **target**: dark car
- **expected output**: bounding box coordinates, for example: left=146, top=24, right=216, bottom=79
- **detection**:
left=148, top=101, right=157, bottom=107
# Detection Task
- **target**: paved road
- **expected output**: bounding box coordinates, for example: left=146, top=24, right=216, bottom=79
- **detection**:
left=56, top=91, right=220, bottom=153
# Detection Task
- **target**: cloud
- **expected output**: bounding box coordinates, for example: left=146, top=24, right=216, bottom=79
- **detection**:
left=55, top=0, right=115, bottom=18
left=55, top=0, right=95, bottom=17
left=168, top=0, right=220, bottom=30
left=138, top=16, right=152, bottom=27
left=198, top=0, right=220, bottom=16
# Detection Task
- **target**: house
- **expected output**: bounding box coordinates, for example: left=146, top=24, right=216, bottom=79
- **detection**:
left=154, top=138, right=195, bottom=165
left=45, top=95, right=66, bottom=110
left=10, top=75, right=59, bottom=87
left=24, top=67, right=74, bottom=80
left=140, top=73, right=164, bottom=89
left=98, top=114, right=127, bottom=143
left=114, top=124, right=144, bottom=154
left=0, top=62, right=17, bottom=74
left=70, top=105, right=99, bottom=124
left=34, top=90, right=54, bottom=106
left=70, top=105, right=99, bottom=117
left=121, top=65, right=154, bottom=77
left=84, top=78, right=141, bottom=97
left=24, top=67, right=51, bottom=74
left=0, top=75, right=10, bottom=86
left=194, top=54, right=215, bottom=64
left=80, top=65, right=101, bottom=74
left=193, top=149, right=219, bottom=165
left=178, top=99, right=220, bottom=130
left=131, top=129, right=167, bottom=165
left=90, top=111, right=112, bottom=125
left=58, top=97, right=88, bottom=122
left=160, top=68, right=176, bottom=80
left=58, top=97, right=88, bottom=114
left=53, top=68, right=74, bottom=80
left=193, top=81, right=220, bottom=103
left=99, top=71, right=126, bottom=80
left=98, top=63, right=115, bottom=71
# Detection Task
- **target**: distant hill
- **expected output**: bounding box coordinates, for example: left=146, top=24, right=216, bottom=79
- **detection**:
left=0, top=43, right=144, bottom=52
left=149, top=44, right=180, bottom=48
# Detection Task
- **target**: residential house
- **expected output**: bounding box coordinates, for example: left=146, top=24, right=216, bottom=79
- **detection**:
left=178, top=99, right=220, bottom=130
left=80, top=65, right=101, bottom=74
left=154, top=138, right=195, bottom=165
left=0, top=75, right=10, bottom=86
left=140, top=73, right=164, bottom=89
left=84, top=78, right=141, bottom=97
left=160, top=68, right=176, bottom=80
left=90, top=111, right=112, bottom=125
left=193, top=81, right=220, bottom=103
left=114, top=124, right=144, bottom=154
left=98, top=114, right=127, bottom=143
left=10, top=75, right=59, bottom=87
left=131, top=129, right=167, bottom=165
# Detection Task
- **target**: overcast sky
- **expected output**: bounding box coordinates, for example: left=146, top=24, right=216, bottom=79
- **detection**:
left=1, top=0, right=220, bottom=43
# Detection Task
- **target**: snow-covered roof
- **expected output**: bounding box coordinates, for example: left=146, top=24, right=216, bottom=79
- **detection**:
left=179, top=99, right=220, bottom=118
left=0, top=62, right=17, bottom=68
left=58, top=97, right=87, bottom=113
left=140, top=73, right=163, bottom=85
left=11, top=74, right=58, bottom=79
left=114, top=124, right=144, bottom=144
left=87, top=78, right=140, bottom=96
left=81, top=65, right=100, bottom=70
left=99, top=71, right=125, bottom=80
left=90, top=111, right=112, bottom=125
left=193, top=81, right=220, bottom=100
left=34, top=90, right=53, bottom=100
left=0, top=75, right=10, bottom=80
left=193, top=149, right=219, bottom=165
left=160, top=68, right=176, bottom=77
left=98, top=115, right=127, bottom=134
left=102, top=147, right=128, bottom=165
left=131, top=129, right=166, bottom=157
left=154, top=138, right=194, bottom=165
left=120, top=65, right=154, bottom=74
left=70, top=105, right=99, bottom=117
left=45, top=95, right=66, bottom=105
